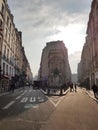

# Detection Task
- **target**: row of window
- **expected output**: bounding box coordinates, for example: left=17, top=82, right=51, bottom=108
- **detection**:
left=3, top=44, right=15, bottom=65
left=6, top=15, right=16, bottom=39
left=4, top=27, right=16, bottom=52
left=2, top=62, right=14, bottom=77
left=0, top=2, right=16, bottom=44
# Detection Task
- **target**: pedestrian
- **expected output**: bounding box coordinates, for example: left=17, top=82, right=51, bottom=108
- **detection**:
left=74, top=83, right=77, bottom=92
left=63, top=82, right=67, bottom=92
left=92, top=84, right=98, bottom=98
left=69, top=82, right=73, bottom=92
left=10, top=77, right=15, bottom=92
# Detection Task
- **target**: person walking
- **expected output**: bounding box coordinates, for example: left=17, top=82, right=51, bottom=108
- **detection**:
left=74, top=83, right=77, bottom=92
left=69, top=82, right=73, bottom=92
left=92, top=84, right=98, bottom=98
left=10, top=77, right=15, bottom=92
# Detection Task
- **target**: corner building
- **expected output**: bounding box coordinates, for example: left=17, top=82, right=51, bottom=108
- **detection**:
left=39, top=41, right=72, bottom=87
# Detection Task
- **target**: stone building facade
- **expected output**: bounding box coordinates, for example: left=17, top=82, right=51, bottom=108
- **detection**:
left=78, top=0, right=98, bottom=89
left=0, top=0, right=33, bottom=92
left=39, top=41, right=72, bottom=87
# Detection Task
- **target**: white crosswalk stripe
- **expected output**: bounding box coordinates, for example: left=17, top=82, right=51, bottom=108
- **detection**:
left=2, top=96, right=45, bottom=110
left=20, top=97, right=28, bottom=102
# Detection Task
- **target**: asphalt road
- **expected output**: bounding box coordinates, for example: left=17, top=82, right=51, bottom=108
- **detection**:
left=0, top=87, right=98, bottom=130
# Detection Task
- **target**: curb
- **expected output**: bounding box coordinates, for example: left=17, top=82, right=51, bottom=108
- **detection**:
left=0, top=87, right=23, bottom=97
left=85, top=91, right=98, bottom=102
left=0, top=91, right=10, bottom=96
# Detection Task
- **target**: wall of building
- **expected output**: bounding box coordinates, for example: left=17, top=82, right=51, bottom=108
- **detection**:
left=39, top=40, right=72, bottom=87
left=0, top=0, right=33, bottom=92
left=78, top=0, right=98, bottom=89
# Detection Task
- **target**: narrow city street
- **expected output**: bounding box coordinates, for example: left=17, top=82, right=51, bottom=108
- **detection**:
left=0, top=87, right=98, bottom=130
left=1, top=0, right=98, bottom=130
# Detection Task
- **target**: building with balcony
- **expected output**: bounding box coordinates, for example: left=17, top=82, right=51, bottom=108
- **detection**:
left=78, top=0, right=98, bottom=89
left=39, top=40, right=72, bottom=87
left=0, top=0, right=33, bottom=92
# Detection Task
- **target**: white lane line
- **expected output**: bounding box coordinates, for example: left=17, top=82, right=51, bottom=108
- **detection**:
left=16, top=95, right=22, bottom=100
left=20, top=97, right=28, bottom=102
left=3, top=101, right=15, bottom=109
left=16, top=91, right=26, bottom=100
left=16, top=90, right=27, bottom=100
left=30, top=97, right=36, bottom=102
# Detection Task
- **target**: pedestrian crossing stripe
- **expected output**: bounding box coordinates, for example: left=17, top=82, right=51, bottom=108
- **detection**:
left=2, top=96, right=44, bottom=110
left=20, top=97, right=28, bottom=102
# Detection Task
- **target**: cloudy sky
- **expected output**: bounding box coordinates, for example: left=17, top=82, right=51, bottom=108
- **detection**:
left=8, top=0, right=92, bottom=76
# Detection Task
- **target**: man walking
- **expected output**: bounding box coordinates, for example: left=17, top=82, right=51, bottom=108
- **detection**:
left=92, top=84, right=98, bottom=98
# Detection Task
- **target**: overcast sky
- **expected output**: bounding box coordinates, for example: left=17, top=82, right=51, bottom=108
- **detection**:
left=7, top=0, right=92, bottom=76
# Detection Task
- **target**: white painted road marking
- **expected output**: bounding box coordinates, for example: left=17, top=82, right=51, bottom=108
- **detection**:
left=47, top=96, right=64, bottom=107
left=21, top=90, right=28, bottom=96
left=29, top=90, right=32, bottom=92
left=20, top=97, right=28, bottom=102
left=30, top=97, right=36, bottom=102
left=16, top=95, right=22, bottom=100
left=38, top=97, right=44, bottom=102
left=3, top=101, right=15, bottom=109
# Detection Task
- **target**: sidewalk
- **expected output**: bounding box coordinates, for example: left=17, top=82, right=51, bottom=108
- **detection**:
left=85, top=89, right=98, bottom=102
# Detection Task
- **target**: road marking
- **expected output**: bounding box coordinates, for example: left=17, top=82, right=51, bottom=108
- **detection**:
left=24, top=104, right=39, bottom=109
left=47, top=96, right=64, bottom=107
left=38, top=97, right=44, bottom=102
left=30, top=97, right=36, bottom=102
left=32, top=105, right=39, bottom=108
left=16, top=90, right=28, bottom=100
left=29, top=90, right=32, bottom=92
left=3, top=101, right=15, bottom=109
left=20, top=97, right=28, bottom=102
left=24, top=104, right=33, bottom=109
left=21, top=90, right=27, bottom=96
left=16, top=95, right=22, bottom=100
